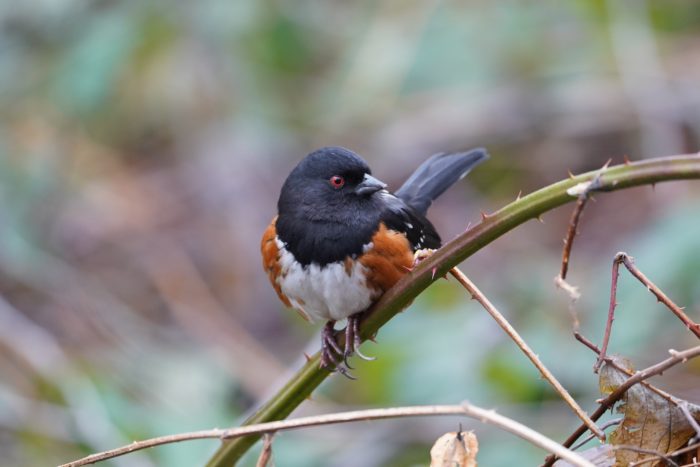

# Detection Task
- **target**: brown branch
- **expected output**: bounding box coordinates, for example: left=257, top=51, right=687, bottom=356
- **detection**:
left=555, top=170, right=604, bottom=332
left=602, top=357, right=681, bottom=406
left=458, top=402, right=595, bottom=467
left=594, top=252, right=700, bottom=371
left=60, top=403, right=595, bottom=467
left=618, top=253, right=700, bottom=339
left=612, top=445, right=680, bottom=467
left=570, top=418, right=623, bottom=451
left=255, top=433, right=274, bottom=467
left=594, top=254, right=624, bottom=371
left=559, top=168, right=604, bottom=279
left=629, top=441, right=700, bottom=467
left=542, top=344, right=700, bottom=466
left=577, top=331, right=697, bottom=421
left=560, top=194, right=589, bottom=279
left=449, top=267, right=605, bottom=440
left=678, top=402, right=700, bottom=440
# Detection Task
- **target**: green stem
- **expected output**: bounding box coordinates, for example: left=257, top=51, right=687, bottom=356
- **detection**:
left=207, top=153, right=700, bottom=467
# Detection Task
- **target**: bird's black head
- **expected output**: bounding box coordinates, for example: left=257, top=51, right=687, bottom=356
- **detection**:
left=276, top=147, right=388, bottom=265
left=278, top=146, right=387, bottom=222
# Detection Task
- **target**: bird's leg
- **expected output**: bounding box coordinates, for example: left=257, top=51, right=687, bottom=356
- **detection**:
left=320, top=321, right=343, bottom=369
left=321, top=316, right=373, bottom=379
left=345, top=312, right=375, bottom=362
left=344, top=319, right=356, bottom=369
left=321, top=322, right=356, bottom=379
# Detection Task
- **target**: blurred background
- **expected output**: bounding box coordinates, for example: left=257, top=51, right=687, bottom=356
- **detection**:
left=1, top=1, right=699, bottom=466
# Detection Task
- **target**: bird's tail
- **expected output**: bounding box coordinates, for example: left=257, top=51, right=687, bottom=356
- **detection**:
left=394, top=148, right=489, bottom=215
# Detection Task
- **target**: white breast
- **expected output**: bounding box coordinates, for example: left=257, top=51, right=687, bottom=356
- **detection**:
left=275, top=237, right=375, bottom=322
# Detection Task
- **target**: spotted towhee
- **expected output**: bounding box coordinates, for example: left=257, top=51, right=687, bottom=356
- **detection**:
left=262, top=146, right=488, bottom=376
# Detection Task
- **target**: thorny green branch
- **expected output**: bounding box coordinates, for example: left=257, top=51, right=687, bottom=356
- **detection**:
left=206, top=153, right=700, bottom=466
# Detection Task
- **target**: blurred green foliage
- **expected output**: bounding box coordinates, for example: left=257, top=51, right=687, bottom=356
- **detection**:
left=0, top=1, right=699, bottom=466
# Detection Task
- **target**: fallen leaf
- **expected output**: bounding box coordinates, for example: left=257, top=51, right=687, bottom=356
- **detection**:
left=599, top=357, right=700, bottom=466
left=430, top=430, right=478, bottom=467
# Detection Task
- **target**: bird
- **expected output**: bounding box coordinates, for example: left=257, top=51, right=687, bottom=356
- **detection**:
left=261, top=146, right=488, bottom=377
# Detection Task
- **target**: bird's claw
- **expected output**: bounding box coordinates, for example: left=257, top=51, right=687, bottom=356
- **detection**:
left=318, top=313, right=374, bottom=379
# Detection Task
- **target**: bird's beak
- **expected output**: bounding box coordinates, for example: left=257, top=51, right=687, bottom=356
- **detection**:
left=355, top=174, right=387, bottom=196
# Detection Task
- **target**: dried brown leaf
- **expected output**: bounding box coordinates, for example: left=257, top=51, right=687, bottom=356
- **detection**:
left=430, top=430, right=478, bottom=467
left=599, top=357, right=700, bottom=466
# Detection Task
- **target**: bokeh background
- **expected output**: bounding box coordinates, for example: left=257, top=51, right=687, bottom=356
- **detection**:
left=1, top=1, right=700, bottom=466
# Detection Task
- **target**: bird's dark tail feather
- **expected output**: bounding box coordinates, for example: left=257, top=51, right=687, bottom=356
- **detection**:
left=394, top=148, right=489, bottom=215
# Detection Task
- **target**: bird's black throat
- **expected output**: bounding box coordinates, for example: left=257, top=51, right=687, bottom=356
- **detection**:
left=276, top=213, right=380, bottom=267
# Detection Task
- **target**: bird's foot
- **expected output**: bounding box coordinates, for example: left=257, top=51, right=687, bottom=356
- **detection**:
left=320, top=321, right=356, bottom=379
left=319, top=314, right=375, bottom=379
left=345, top=312, right=375, bottom=363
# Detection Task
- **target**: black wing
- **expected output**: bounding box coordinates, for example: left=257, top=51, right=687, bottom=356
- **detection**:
left=379, top=192, right=441, bottom=251
left=395, top=148, right=488, bottom=216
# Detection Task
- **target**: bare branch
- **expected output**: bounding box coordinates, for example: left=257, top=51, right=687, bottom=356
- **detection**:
left=594, top=254, right=624, bottom=371
left=617, top=253, right=700, bottom=339
left=612, top=445, right=679, bottom=467
left=543, top=345, right=700, bottom=466
left=571, top=418, right=623, bottom=451
left=555, top=171, right=604, bottom=334
left=459, top=402, right=594, bottom=467
left=559, top=170, right=603, bottom=280
left=560, top=194, right=589, bottom=280
left=594, top=252, right=700, bottom=371
left=61, top=403, right=595, bottom=467
left=629, top=441, right=700, bottom=466
left=449, top=267, right=604, bottom=440
left=255, top=433, right=274, bottom=467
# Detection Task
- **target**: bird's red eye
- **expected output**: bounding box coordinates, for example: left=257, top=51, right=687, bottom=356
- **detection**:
left=329, top=175, right=345, bottom=189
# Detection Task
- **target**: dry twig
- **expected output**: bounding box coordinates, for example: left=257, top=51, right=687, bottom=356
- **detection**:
left=617, top=253, right=700, bottom=338
left=559, top=169, right=604, bottom=280
left=578, top=333, right=684, bottom=405
left=542, top=345, right=700, bottom=466
left=612, top=445, right=680, bottom=467
left=629, top=441, right=700, bottom=466
left=555, top=170, right=607, bottom=333
left=255, top=433, right=274, bottom=467
left=595, top=252, right=700, bottom=370
left=449, top=267, right=604, bottom=440
left=60, top=402, right=595, bottom=467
